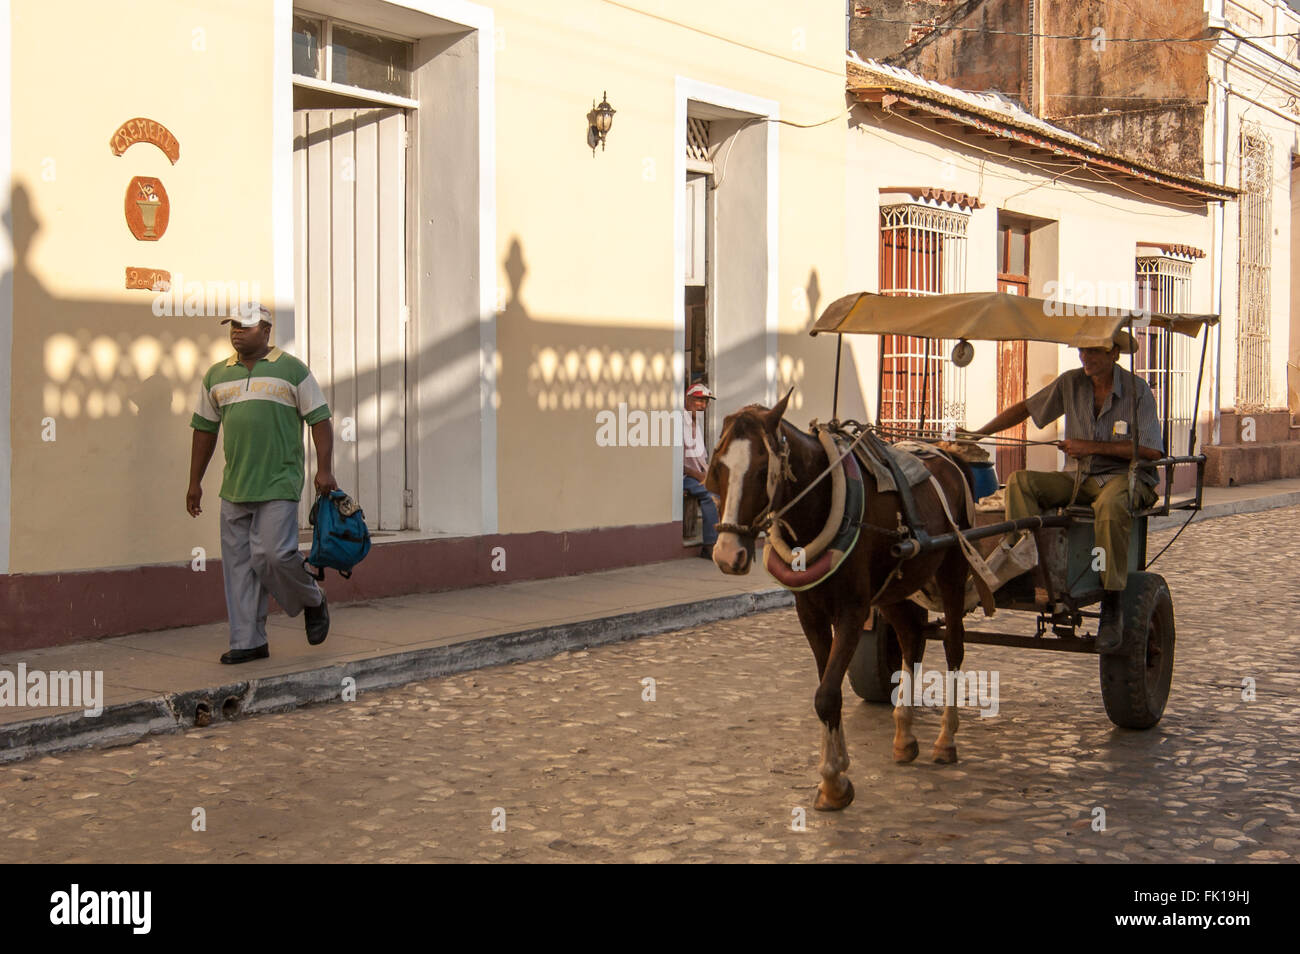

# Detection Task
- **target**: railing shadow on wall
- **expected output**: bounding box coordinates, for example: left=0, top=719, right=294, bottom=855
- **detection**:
left=1, top=181, right=865, bottom=639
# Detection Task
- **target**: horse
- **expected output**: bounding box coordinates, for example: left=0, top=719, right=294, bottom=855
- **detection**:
left=705, top=390, right=976, bottom=811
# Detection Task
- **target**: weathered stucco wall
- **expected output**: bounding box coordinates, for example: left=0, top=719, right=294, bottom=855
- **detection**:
left=860, top=0, right=1212, bottom=179
left=1038, top=1, right=1207, bottom=119
left=1056, top=104, right=1207, bottom=179
left=848, top=0, right=965, bottom=61
left=884, top=0, right=1030, bottom=107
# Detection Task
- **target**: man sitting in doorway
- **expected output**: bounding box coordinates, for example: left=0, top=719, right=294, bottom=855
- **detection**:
left=971, top=331, right=1163, bottom=651
left=683, top=382, right=719, bottom=559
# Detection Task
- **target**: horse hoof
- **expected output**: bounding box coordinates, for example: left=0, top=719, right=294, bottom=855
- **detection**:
left=893, top=741, right=919, bottom=763
left=931, top=745, right=959, bottom=764
left=814, top=777, right=855, bottom=812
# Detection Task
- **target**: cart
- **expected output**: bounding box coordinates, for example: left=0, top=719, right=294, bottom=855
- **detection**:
left=808, top=291, right=1217, bottom=730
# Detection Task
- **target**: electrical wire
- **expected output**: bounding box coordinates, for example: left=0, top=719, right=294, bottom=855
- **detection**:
left=854, top=116, right=1200, bottom=219
left=598, top=0, right=846, bottom=78
left=711, top=110, right=855, bottom=189
left=872, top=106, right=1216, bottom=213
left=856, top=15, right=1299, bottom=44
left=705, top=77, right=1229, bottom=214
left=1069, top=163, right=1212, bottom=210
left=1240, top=43, right=1299, bottom=121
left=1000, top=163, right=1088, bottom=204
left=771, top=110, right=853, bottom=129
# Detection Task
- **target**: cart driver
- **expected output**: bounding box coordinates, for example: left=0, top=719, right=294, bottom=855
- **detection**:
left=970, top=330, right=1163, bottom=651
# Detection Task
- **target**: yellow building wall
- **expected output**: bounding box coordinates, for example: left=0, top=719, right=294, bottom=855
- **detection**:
left=489, top=0, right=848, bottom=533
left=8, top=0, right=275, bottom=572
left=7, top=0, right=849, bottom=570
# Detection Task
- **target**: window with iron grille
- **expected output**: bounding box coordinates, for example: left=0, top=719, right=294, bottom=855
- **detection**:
left=1237, top=121, right=1272, bottom=411
left=1135, top=255, right=1194, bottom=455
left=877, top=202, right=968, bottom=435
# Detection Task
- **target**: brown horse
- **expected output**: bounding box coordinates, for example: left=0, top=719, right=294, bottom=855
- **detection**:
left=706, top=391, right=974, bottom=811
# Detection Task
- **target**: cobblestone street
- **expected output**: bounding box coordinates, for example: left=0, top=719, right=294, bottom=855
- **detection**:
left=2, top=507, right=1298, bottom=863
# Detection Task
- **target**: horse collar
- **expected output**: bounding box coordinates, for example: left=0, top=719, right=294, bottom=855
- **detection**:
left=764, top=444, right=866, bottom=592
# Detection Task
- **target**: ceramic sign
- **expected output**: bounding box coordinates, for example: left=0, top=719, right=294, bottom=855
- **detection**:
left=124, top=176, right=170, bottom=241
left=109, top=118, right=180, bottom=164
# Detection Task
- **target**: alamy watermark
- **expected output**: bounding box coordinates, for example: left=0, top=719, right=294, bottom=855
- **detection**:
left=150, top=271, right=263, bottom=318
left=890, top=665, right=1000, bottom=718
left=595, top=404, right=706, bottom=457
left=1041, top=275, right=1154, bottom=321
left=0, top=665, right=104, bottom=717
left=49, top=885, right=150, bottom=934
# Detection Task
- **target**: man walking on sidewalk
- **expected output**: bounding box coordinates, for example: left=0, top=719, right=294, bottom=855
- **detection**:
left=186, top=303, right=335, bottom=664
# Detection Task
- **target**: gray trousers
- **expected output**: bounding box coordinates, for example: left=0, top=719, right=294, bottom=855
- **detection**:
left=219, top=499, right=323, bottom=650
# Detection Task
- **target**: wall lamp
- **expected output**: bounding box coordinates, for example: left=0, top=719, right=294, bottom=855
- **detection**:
left=588, top=92, right=616, bottom=154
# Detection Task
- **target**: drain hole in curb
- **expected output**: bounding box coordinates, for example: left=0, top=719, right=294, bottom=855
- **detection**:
left=194, top=701, right=212, bottom=727
left=222, top=696, right=241, bottom=720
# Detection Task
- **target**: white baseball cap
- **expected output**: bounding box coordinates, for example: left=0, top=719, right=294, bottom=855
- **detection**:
left=221, top=302, right=273, bottom=328
left=686, top=383, right=715, bottom=399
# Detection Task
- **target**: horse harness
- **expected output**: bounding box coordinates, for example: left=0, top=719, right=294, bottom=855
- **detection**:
left=714, top=423, right=906, bottom=544
left=717, top=418, right=996, bottom=603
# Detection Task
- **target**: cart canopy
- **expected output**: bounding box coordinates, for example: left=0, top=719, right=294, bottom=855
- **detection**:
left=811, top=292, right=1217, bottom=346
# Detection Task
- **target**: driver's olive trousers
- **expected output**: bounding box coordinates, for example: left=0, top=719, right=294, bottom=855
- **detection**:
left=1004, top=471, right=1157, bottom=591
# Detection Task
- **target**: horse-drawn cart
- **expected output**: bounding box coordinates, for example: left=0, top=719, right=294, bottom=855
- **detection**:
left=807, top=292, right=1217, bottom=731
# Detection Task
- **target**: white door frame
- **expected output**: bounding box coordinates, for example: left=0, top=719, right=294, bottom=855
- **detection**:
left=273, top=0, right=498, bottom=534
left=671, top=77, right=778, bottom=521
left=0, top=0, right=11, bottom=574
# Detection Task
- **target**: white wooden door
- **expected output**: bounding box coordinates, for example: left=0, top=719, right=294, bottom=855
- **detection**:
left=293, top=108, right=408, bottom=530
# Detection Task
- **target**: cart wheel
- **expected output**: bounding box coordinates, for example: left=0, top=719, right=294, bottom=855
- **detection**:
left=1099, top=572, right=1175, bottom=729
left=849, top=614, right=903, bottom=704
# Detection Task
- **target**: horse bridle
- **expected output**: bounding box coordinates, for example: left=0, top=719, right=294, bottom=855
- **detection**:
left=713, top=426, right=795, bottom=540
left=714, top=419, right=878, bottom=541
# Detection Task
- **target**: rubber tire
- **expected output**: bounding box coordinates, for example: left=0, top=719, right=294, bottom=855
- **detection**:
left=1099, top=572, right=1175, bottom=729
left=848, top=615, right=903, bottom=704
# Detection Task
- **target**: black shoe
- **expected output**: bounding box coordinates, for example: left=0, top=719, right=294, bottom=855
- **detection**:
left=700, top=544, right=715, bottom=560
left=1096, top=591, right=1124, bottom=653
left=304, top=592, right=330, bottom=645
left=220, top=644, right=269, bottom=665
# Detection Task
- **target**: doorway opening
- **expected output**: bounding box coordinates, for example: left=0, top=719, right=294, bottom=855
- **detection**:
left=682, top=121, right=713, bottom=546
left=996, top=213, right=1030, bottom=476
left=291, top=12, right=414, bottom=531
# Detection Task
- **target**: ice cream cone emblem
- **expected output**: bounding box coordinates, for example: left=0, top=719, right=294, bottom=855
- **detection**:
left=124, top=175, right=169, bottom=241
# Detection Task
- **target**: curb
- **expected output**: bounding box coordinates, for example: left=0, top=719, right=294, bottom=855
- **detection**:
left=1148, top=489, right=1300, bottom=532
left=0, top=587, right=794, bottom=764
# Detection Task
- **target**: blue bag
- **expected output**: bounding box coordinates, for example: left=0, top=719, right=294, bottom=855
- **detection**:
left=305, top=489, right=372, bottom=580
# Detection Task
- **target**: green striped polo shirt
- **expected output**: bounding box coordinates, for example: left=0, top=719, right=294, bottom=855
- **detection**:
left=190, top=347, right=331, bottom=503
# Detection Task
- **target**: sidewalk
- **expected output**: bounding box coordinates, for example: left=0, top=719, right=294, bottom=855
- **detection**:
left=1148, top=475, right=1300, bottom=530
left=4, top=476, right=1299, bottom=763
left=0, top=555, right=791, bottom=762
